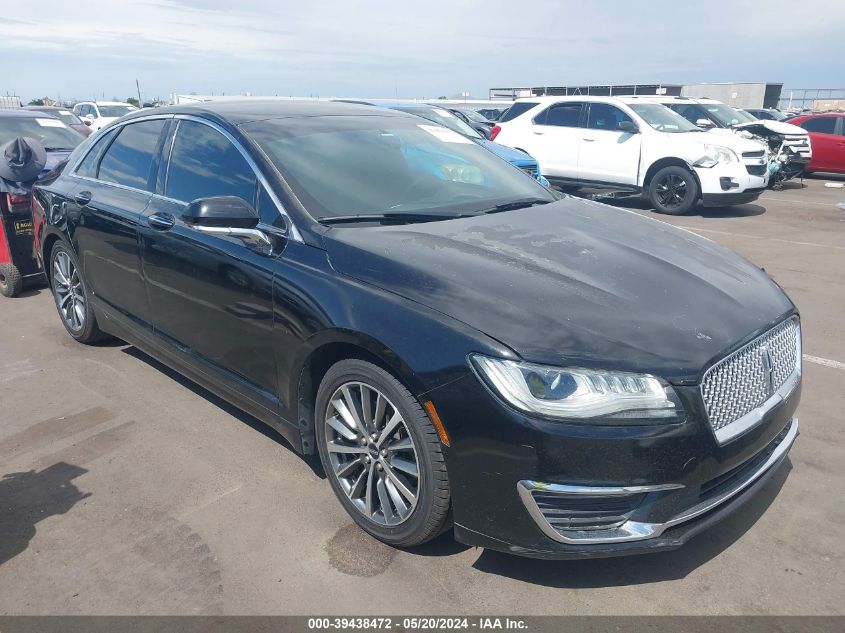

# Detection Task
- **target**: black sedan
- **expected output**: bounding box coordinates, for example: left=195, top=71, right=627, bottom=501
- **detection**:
left=32, top=101, right=801, bottom=558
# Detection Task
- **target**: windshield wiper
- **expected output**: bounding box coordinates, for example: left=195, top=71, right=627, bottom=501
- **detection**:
left=319, top=212, right=474, bottom=225
left=43, top=147, right=75, bottom=151
left=477, top=198, right=553, bottom=214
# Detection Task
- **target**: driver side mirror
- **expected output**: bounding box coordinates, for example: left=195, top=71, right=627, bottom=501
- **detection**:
left=617, top=120, right=639, bottom=134
left=183, top=196, right=259, bottom=229
left=82, top=118, right=93, bottom=126
left=696, top=118, right=715, bottom=129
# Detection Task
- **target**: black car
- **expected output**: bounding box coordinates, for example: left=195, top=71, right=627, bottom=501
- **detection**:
left=32, top=101, right=801, bottom=559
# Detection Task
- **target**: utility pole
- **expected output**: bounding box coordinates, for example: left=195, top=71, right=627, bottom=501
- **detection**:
left=136, top=79, right=142, bottom=106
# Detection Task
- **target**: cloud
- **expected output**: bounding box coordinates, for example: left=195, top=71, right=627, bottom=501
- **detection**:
left=2, top=0, right=843, bottom=102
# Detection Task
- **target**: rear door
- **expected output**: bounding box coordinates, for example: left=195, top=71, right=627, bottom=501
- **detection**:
left=140, top=117, right=281, bottom=411
left=797, top=116, right=844, bottom=172
left=71, top=117, right=169, bottom=329
left=577, top=103, right=642, bottom=185
left=528, top=101, right=585, bottom=180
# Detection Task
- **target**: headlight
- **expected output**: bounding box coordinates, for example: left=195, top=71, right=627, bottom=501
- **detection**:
left=695, top=144, right=739, bottom=168
left=470, top=355, right=684, bottom=424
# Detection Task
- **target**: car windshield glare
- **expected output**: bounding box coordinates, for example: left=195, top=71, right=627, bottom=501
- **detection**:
left=242, top=115, right=553, bottom=221
left=704, top=104, right=757, bottom=127
left=0, top=117, right=83, bottom=150
left=97, top=105, right=137, bottom=118
left=629, top=104, right=701, bottom=133
left=397, top=107, right=482, bottom=139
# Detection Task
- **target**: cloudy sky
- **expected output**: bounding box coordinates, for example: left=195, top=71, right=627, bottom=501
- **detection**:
left=2, top=0, right=844, bottom=103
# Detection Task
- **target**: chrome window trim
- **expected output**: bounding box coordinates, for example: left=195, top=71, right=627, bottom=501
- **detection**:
left=67, top=113, right=302, bottom=243
left=172, top=114, right=302, bottom=242
left=518, top=417, right=798, bottom=545
left=702, top=317, right=801, bottom=445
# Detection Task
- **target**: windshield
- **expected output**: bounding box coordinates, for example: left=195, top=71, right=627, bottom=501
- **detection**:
left=395, top=107, right=483, bottom=140
left=702, top=104, right=756, bottom=127
left=457, top=109, right=491, bottom=124
left=243, top=115, right=553, bottom=221
left=97, top=105, right=137, bottom=118
left=628, top=104, right=701, bottom=133
left=54, top=110, right=83, bottom=126
left=0, top=117, right=83, bottom=150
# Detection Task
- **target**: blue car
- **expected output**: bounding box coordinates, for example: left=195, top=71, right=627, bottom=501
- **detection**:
left=336, top=100, right=549, bottom=186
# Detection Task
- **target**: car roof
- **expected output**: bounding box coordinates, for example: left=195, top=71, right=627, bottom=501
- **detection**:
left=0, top=109, right=52, bottom=119
left=512, top=95, right=681, bottom=106
left=23, top=105, right=64, bottom=112
left=122, top=99, right=409, bottom=125
left=335, top=99, right=444, bottom=111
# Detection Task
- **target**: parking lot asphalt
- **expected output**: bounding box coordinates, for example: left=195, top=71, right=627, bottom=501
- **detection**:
left=0, top=175, right=843, bottom=616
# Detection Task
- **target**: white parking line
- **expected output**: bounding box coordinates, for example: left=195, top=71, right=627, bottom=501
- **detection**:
left=758, top=196, right=837, bottom=207
left=677, top=226, right=845, bottom=251
left=804, top=355, right=845, bottom=371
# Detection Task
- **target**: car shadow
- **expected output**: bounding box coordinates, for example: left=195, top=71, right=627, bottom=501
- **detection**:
left=595, top=194, right=766, bottom=218
left=120, top=346, right=326, bottom=480
left=804, top=172, right=845, bottom=182
left=470, top=460, right=791, bottom=588
left=0, top=462, right=91, bottom=566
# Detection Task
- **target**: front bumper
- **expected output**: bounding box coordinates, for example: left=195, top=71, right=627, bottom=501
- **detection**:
left=694, top=161, right=767, bottom=205
left=431, top=363, right=800, bottom=559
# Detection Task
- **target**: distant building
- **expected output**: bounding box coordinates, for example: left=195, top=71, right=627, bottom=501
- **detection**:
left=489, top=82, right=783, bottom=109
left=0, top=95, right=22, bottom=109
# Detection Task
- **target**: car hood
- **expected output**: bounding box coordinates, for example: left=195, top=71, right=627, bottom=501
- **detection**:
left=674, top=130, right=766, bottom=153
left=734, top=120, right=808, bottom=136
left=324, top=197, right=794, bottom=384
left=477, top=139, right=535, bottom=166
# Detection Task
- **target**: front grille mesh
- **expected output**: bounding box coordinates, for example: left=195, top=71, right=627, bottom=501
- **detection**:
left=701, top=317, right=800, bottom=432
left=532, top=492, right=644, bottom=531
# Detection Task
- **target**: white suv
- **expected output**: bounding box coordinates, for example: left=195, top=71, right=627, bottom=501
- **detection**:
left=72, top=101, right=138, bottom=132
left=492, top=96, right=769, bottom=214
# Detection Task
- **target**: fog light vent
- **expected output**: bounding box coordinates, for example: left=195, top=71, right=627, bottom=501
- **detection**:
left=531, top=491, right=645, bottom=531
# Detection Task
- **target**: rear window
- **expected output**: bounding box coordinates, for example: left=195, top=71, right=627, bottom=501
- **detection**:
left=98, top=119, right=166, bottom=191
left=0, top=116, right=82, bottom=151
left=499, top=102, right=538, bottom=123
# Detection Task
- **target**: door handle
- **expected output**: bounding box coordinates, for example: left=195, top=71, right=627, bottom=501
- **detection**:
left=74, top=191, right=92, bottom=206
left=582, top=137, right=596, bottom=142
left=532, top=130, right=545, bottom=135
left=147, top=212, right=175, bottom=231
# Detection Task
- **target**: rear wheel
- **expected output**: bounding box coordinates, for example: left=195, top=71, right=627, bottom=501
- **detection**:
left=648, top=166, right=699, bottom=215
left=0, top=263, right=23, bottom=298
left=49, top=242, right=108, bottom=343
left=315, top=359, right=451, bottom=547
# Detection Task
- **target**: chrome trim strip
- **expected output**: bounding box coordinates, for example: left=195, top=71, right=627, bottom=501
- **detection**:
left=518, top=417, right=798, bottom=545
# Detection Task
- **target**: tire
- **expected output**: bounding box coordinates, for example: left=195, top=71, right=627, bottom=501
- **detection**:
left=48, top=241, right=108, bottom=343
left=315, top=359, right=451, bottom=547
left=648, top=165, right=700, bottom=215
left=0, top=263, right=23, bottom=298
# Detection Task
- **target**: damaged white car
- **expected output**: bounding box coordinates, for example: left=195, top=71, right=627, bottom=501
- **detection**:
left=646, top=96, right=812, bottom=187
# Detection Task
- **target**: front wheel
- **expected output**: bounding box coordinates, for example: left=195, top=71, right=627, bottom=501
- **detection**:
left=315, top=359, right=451, bottom=547
left=648, top=166, right=699, bottom=215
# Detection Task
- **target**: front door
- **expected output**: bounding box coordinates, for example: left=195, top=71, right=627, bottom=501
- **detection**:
left=799, top=116, right=844, bottom=172
left=577, top=103, right=642, bottom=186
left=140, top=118, right=281, bottom=412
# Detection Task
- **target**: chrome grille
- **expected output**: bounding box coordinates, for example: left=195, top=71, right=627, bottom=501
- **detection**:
left=701, top=317, right=800, bottom=434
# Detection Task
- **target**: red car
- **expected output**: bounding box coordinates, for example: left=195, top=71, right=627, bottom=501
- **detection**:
left=789, top=113, right=845, bottom=174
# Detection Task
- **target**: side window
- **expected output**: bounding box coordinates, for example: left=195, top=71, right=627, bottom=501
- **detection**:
left=800, top=117, right=837, bottom=135
left=535, top=103, right=583, bottom=127
left=90, top=106, right=99, bottom=118
left=499, top=102, right=538, bottom=123
left=75, top=128, right=118, bottom=178
left=165, top=120, right=257, bottom=205
left=672, top=104, right=705, bottom=125
left=98, top=119, right=167, bottom=191
left=587, top=103, right=633, bottom=131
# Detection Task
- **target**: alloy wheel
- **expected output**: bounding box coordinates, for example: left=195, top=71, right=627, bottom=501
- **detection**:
left=52, top=250, right=86, bottom=331
left=324, top=382, right=420, bottom=526
left=655, top=174, right=688, bottom=209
